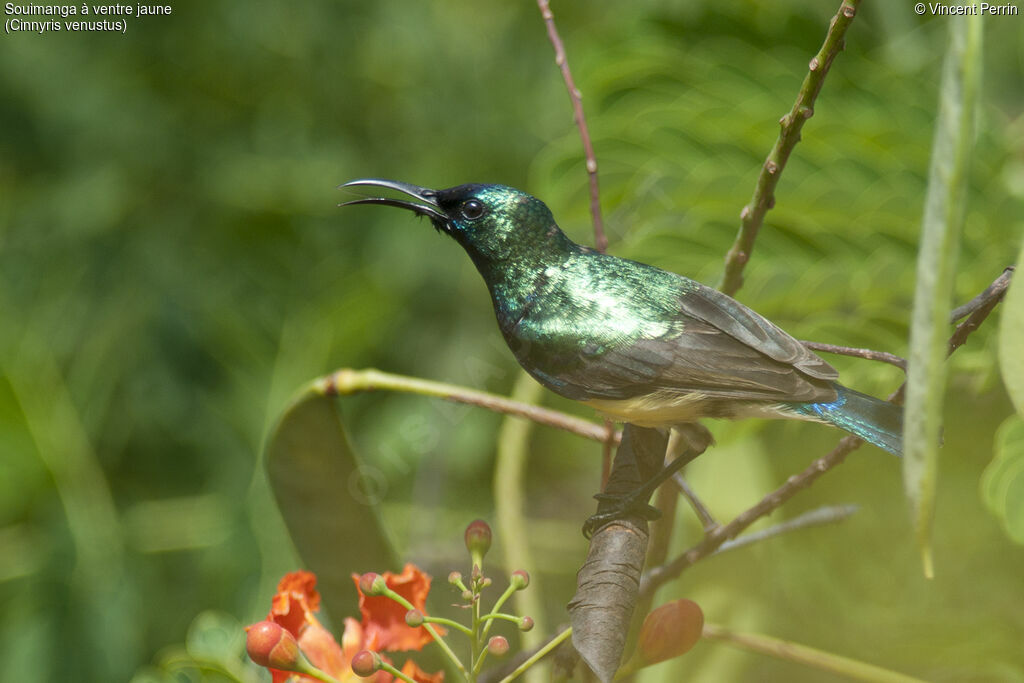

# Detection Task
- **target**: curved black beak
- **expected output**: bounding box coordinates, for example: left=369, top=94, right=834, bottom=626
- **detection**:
left=339, top=178, right=447, bottom=226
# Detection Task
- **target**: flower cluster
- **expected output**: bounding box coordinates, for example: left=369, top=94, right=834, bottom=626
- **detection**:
left=245, top=520, right=703, bottom=682
left=246, top=566, right=442, bottom=683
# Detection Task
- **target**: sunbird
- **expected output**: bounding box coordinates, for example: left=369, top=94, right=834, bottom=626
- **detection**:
left=341, top=179, right=902, bottom=457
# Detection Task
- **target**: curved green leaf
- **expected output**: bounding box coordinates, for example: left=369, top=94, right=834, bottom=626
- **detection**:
left=981, top=416, right=1024, bottom=545
left=265, top=388, right=396, bottom=625
left=998, top=259, right=1024, bottom=418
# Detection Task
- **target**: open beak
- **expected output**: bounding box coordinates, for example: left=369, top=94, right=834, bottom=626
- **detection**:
left=339, top=179, right=448, bottom=226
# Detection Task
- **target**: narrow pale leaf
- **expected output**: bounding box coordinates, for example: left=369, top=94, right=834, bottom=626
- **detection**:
left=265, top=389, right=396, bottom=625
left=902, top=16, right=983, bottom=578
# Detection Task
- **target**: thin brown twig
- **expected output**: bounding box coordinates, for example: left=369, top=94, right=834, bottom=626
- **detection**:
left=640, top=267, right=1011, bottom=598
left=640, top=434, right=864, bottom=597
left=714, top=504, right=858, bottom=555
left=719, top=0, right=861, bottom=297
left=800, top=341, right=907, bottom=370
left=536, top=0, right=607, bottom=253
left=949, top=266, right=1013, bottom=320
left=891, top=266, right=1013, bottom=405
left=317, top=368, right=621, bottom=445
left=947, top=266, right=1014, bottom=353
left=672, top=473, right=718, bottom=531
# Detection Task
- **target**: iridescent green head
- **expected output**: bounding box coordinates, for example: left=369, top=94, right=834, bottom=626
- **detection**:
left=341, top=179, right=574, bottom=271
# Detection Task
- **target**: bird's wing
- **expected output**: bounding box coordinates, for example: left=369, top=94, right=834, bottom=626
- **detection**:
left=679, top=283, right=838, bottom=381
left=516, top=284, right=837, bottom=404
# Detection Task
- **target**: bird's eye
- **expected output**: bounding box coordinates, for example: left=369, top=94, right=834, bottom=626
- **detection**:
left=460, top=199, right=486, bottom=221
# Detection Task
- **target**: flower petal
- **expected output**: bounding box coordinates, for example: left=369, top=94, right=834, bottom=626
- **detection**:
left=353, top=563, right=444, bottom=652
left=400, top=658, right=445, bottom=683
left=264, top=571, right=354, bottom=681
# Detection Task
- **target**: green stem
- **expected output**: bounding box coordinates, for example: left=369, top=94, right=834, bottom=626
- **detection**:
left=425, top=616, right=474, bottom=636
left=299, top=665, right=342, bottom=683
left=493, top=372, right=546, bottom=661
left=375, top=660, right=418, bottom=683
left=382, top=588, right=469, bottom=680
left=702, top=623, right=926, bottom=683
left=479, top=583, right=518, bottom=643
left=718, top=0, right=861, bottom=297
left=480, top=612, right=523, bottom=625
left=471, top=575, right=483, bottom=675
left=498, top=627, right=573, bottom=683
left=314, top=368, right=616, bottom=444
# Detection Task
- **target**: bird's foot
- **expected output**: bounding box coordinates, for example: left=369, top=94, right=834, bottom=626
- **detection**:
left=581, top=492, right=662, bottom=539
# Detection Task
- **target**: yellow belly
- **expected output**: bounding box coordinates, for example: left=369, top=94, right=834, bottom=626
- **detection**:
left=582, top=392, right=710, bottom=427
left=582, top=391, right=800, bottom=427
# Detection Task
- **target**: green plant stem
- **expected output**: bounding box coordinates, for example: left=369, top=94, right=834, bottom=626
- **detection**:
left=375, top=660, right=417, bottom=683
left=425, top=616, right=474, bottom=636
left=298, top=663, right=343, bottom=683
left=479, top=582, right=520, bottom=644
left=494, top=372, right=547, bottom=661
left=481, top=612, right=524, bottom=625
left=316, top=368, right=618, bottom=444
left=719, top=0, right=861, bottom=296
left=381, top=587, right=469, bottom=680
left=702, top=623, right=926, bottom=683
left=471, top=575, right=484, bottom=675
left=498, top=627, right=573, bottom=683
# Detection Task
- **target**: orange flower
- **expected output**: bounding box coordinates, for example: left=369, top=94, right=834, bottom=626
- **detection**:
left=353, top=563, right=446, bottom=652
left=251, top=569, right=443, bottom=683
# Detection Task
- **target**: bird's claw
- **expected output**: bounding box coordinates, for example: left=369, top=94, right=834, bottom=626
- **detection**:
left=582, top=493, right=662, bottom=539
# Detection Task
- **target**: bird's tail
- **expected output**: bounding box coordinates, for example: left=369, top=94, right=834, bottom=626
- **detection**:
left=791, top=385, right=903, bottom=456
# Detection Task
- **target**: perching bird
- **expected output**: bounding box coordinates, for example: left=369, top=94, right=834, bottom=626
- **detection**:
left=340, top=179, right=903, bottom=456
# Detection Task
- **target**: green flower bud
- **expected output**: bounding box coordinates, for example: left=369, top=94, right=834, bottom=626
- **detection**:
left=510, top=570, right=530, bottom=590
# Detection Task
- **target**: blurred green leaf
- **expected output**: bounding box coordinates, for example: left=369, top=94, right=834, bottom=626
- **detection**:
left=999, top=262, right=1024, bottom=418
left=902, top=15, right=983, bottom=579
left=265, top=388, right=396, bottom=625
left=185, top=611, right=246, bottom=665
left=981, top=416, right=1024, bottom=545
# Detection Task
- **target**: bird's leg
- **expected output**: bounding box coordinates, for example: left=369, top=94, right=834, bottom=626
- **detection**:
left=583, top=423, right=713, bottom=538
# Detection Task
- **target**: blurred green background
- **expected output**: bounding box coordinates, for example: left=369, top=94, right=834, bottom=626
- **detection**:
left=2, top=1, right=1023, bottom=681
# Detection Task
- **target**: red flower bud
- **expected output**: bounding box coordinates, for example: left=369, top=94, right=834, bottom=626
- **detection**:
left=510, top=570, right=530, bottom=590
left=487, top=635, right=509, bottom=656
left=245, top=620, right=301, bottom=670
left=464, top=519, right=492, bottom=559
left=636, top=599, right=704, bottom=666
left=518, top=616, right=534, bottom=632
left=351, top=649, right=382, bottom=677
left=405, top=608, right=425, bottom=627
left=448, top=570, right=463, bottom=585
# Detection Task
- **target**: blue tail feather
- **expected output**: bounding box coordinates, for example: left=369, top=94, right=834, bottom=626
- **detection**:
left=789, top=385, right=903, bottom=456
